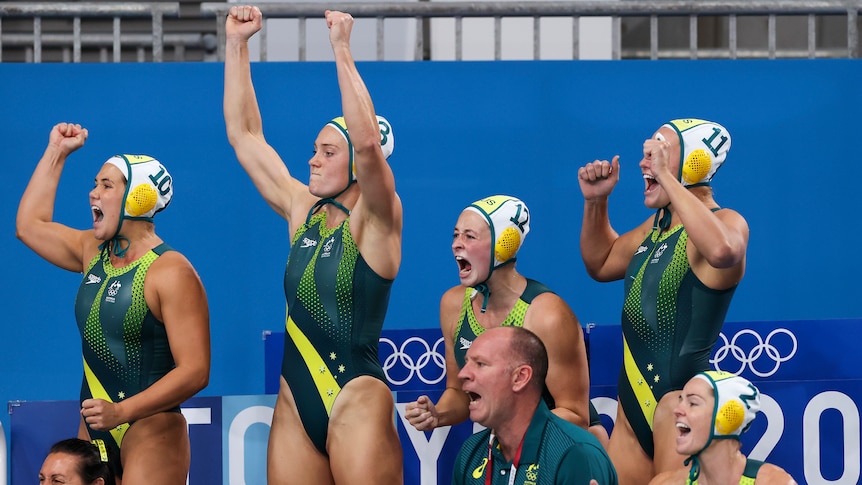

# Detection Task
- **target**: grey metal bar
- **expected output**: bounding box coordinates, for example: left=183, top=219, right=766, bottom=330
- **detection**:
left=808, top=14, right=816, bottom=58
left=377, top=16, right=384, bottom=61
left=612, top=15, right=620, bottom=60
left=33, top=16, right=41, bottom=63
left=73, top=16, right=80, bottom=62
left=533, top=16, right=540, bottom=60
left=113, top=17, right=120, bottom=62
left=152, top=10, right=164, bottom=62
left=198, top=2, right=862, bottom=19
left=768, top=14, right=776, bottom=59
left=415, top=16, right=423, bottom=60
left=299, top=16, right=306, bottom=61
left=0, top=33, right=204, bottom=47
left=0, top=3, right=179, bottom=17
left=494, top=16, right=500, bottom=60
left=689, top=14, right=697, bottom=60
left=624, top=47, right=851, bottom=58
left=729, top=14, right=737, bottom=59
left=456, top=16, right=463, bottom=61
left=572, top=15, right=579, bottom=60
left=849, top=8, right=859, bottom=58
left=650, top=15, right=658, bottom=60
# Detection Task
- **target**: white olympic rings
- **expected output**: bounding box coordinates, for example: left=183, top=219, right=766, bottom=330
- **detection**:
left=711, top=328, right=798, bottom=378
left=379, top=336, right=446, bottom=386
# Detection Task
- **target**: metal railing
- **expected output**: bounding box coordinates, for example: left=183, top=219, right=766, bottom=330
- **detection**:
left=2, top=1, right=861, bottom=62
left=0, top=2, right=179, bottom=62
left=201, top=1, right=862, bottom=61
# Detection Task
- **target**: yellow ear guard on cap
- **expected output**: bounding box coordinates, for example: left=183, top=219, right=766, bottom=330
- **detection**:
left=463, top=195, right=530, bottom=313
left=695, top=370, right=761, bottom=439
left=104, top=154, right=173, bottom=221
left=465, top=195, right=530, bottom=270
left=663, top=119, right=731, bottom=187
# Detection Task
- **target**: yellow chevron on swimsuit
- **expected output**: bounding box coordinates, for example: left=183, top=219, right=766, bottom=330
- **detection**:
left=83, top=357, right=129, bottom=445
left=623, top=336, right=657, bottom=429
left=286, top=315, right=341, bottom=415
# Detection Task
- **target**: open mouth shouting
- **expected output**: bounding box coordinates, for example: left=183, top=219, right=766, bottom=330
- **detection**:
left=466, top=390, right=481, bottom=409
left=92, top=205, right=104, bottom=226
left=643, top=173, right=659, bottom=195
left=676, top=421, right=692, bottom=447
left=456, top=255, right=472, bottom=278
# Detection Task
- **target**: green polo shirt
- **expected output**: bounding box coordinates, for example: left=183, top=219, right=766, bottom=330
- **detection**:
left=452, top=401, right=618, bottom=485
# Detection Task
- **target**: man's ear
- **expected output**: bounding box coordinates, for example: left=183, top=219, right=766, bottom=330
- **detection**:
left=511, top=364, right=533, bottom=393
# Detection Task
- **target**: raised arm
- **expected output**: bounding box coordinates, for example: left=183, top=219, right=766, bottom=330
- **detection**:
left=16, top=122, right=93, bottom=273
left=578, top=156, right=646, bottom=281
left=224, top=5, right=310, bottom=224
left=326, top=10, right=403, bottom=278
left=81, top=252, right=210, bottom=430
left=644, top=138, right=748, bottom=288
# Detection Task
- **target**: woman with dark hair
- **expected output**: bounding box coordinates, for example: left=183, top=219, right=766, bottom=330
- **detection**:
left=40, top=438, right=118, bottom=485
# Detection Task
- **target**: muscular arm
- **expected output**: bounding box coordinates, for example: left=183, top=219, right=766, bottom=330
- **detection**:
left=647, top=138, right=748, bottom=289
left=525, top=294, right=590, bottom=428
left=578, top=156, right=647, bottom=282
left=16, top=123, right=93, bottom=272
left=581, top=198, right=651, bottom=282
left=327, top=10, right=403, bottom=280
left=85, top=253, right=210, bottom=429
left=223, top=6, right=310, bottom=225
left=657, top=175, right=748, bottom=267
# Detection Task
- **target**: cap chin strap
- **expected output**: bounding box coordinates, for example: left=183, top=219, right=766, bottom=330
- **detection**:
left=471, top=259, right=516, bottom=314
left=653, top=206, right=672, bottom=232
left=99, top=236, right=131, bottom=258
left=98, top=214, right=131, bottom=258
left=684, top=454, right=702, bottom=483
left=305, top=183, right=353, bottom=224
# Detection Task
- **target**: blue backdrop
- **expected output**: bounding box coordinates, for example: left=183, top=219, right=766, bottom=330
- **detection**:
left=2, top=59, right=861, bottom=483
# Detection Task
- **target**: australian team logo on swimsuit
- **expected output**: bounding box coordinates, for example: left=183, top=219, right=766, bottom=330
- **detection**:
left=650, top=242, right=668, bottom=263
left=105, top=280, right=121, bottom=303
left=321, top=237, right=335, bottom=258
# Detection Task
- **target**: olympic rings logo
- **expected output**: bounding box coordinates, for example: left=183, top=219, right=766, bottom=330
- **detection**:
left=711, top=328, right=798, bottom=378
left=379, top=336, right=446, bottom=387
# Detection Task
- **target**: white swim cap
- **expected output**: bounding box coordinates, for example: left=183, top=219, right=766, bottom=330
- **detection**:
left=694, top=370, right=761, bottom=439
left=464, top=195, right=530, bottom=272
left=662, top=119, right=731, bottom=187
left=104, top=154, right=173, bottom=221
left=326, top=114, right=394, bottom=185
